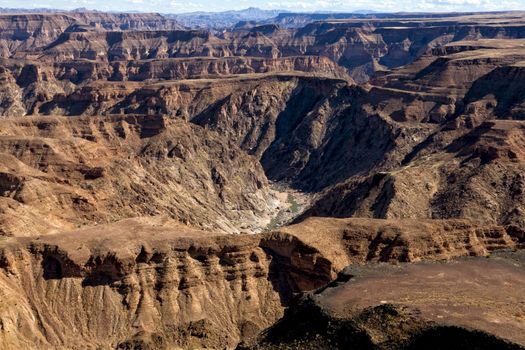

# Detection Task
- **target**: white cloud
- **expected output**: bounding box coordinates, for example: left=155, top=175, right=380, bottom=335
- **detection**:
left=0, top=0, right=523, bottom=12
left=261, top=0, right=524, bottom=12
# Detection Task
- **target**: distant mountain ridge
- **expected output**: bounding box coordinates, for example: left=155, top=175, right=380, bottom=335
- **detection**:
left=169, top=8, right=386, bottom=29
left=167, top=7, right=289, bottom=29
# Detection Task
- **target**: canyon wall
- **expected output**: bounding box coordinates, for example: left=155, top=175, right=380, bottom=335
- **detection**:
left=0, top=217, right=523, bottom=349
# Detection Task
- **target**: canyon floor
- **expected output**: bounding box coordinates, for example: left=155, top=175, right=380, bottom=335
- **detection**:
left=1, top=8, right=525, bottom=350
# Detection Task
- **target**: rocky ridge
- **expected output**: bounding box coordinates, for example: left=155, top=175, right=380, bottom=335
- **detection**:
left=0, top=217, right=523, bottom=349
left=244, top=251, right=525, bottom=349
left=0, top=115, right=274, bottom=236
left=1, top=10, right=525, bottom=350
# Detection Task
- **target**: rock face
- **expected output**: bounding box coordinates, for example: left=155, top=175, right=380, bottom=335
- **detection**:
left=0, top=115, right=274, bottom=235
left=4, top=12, right=525, bottom=84
left=0, top=57, right=350, bottom=117
left=66, top=12, right=184, bottom=31
left=0, top=13, right=183, bottom=58
left=0, top=14, right=77, bottom=58
left=0, top=218, right=282, bottom=349
left=3, top=9, right=525, bottom=350
left=0, top=217, right=522, bottom=349
left=271, top=217, right=525, bottom=269
left=244, top=251, right=525, bottom=349
left=303, top=119, right=525, bottom=227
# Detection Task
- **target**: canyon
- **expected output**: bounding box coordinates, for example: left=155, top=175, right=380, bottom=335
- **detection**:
left=1, top=9, right=525, bottom=349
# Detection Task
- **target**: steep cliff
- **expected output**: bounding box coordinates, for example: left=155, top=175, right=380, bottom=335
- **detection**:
left=0, top=217, right=522, bottom=349
left=0, top=115, right=274, bottom=236
left=244, top=251, right=525, bottom=349
left=2, top=11, right=525, bottom=350
left=4, top=12, right=525, bottom=83
left=0, top=14, right=77, bottom=58
left=0, top=219, right=282, bottom=349
left=303, top=120, right=525, bottom=228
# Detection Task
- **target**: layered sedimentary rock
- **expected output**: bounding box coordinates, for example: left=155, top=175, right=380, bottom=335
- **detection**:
left=0, top=217, right=522, bottom=349
left=461, top=61, right=525, bottom=120
left=5, top=33, right=525, bottom=227
left=0, top=218, right=281, bottom=349
left=0, top=13, right=183, bottom=59
left=244, top=251, right=525, bottom=349
left=0, top=14, right=77, bottom=58
left=281, top=36, right=525, bottom=227
left=0, top=115, right=274, bottom=236
left=66, top=12, right=184, bottom=31
left=4, top=12, right=525, bottom=83
left=2, top=10, right=525, bottom=350
left=0, top=55, right=349, bottom=112
left=303, top=120, right=525, bottom=227
left=4, top=16, right=525, bottom=227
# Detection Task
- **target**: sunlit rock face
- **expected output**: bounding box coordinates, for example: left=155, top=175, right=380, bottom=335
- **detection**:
left=2, top=10, right=525, bottom=350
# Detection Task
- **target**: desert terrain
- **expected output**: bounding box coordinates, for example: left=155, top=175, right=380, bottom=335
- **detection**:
left=0, top=8, right=525, bottom=349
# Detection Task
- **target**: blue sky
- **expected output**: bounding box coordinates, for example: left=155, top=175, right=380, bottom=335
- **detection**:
left=1, top=0, right=524, bottom=13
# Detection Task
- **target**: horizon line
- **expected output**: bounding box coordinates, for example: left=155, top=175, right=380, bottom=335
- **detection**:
left=0, top=6, right=523, bottom=15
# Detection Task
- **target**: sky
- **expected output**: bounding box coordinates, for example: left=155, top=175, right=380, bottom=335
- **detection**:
left=1, top=0, right=524, bottom=14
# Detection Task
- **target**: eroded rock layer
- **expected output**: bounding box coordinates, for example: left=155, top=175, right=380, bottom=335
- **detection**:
left=1, top=10, right=525, bottom=350
left=0, top=115, right=274, bottom=235
left=0, top=217, right=523, bottom=349
left=244, top=251, right=525, bottom=349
